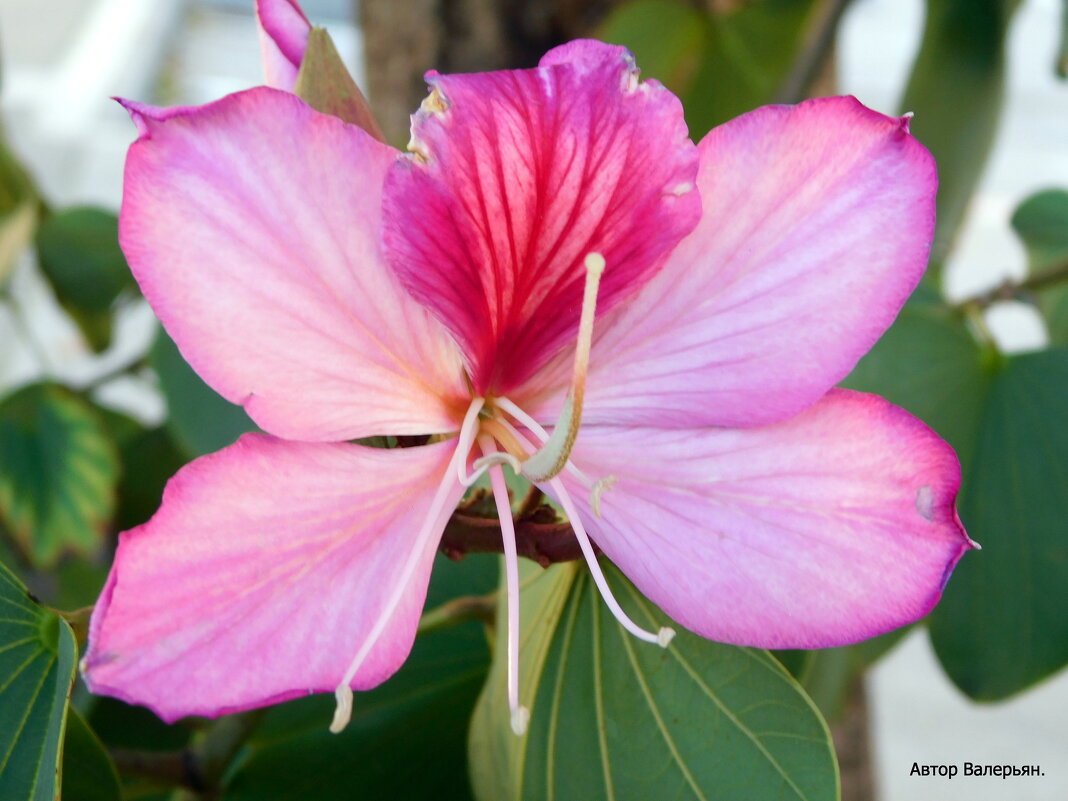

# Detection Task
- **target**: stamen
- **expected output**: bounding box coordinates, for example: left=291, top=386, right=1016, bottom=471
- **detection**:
left=520, top=253, right=605, bottom=482
left=454, top=396, right=486, bottom=485
left=461, top=452, right=522, bottom=488
left=590, top=476, right=618, bottom=518
left=329, top=686, right=353, bottom=734
left=507, top=425, right=674, bottom=649
left=329, top=427, right=471, bottom=733
left=479, top=435, right=530, bottom=737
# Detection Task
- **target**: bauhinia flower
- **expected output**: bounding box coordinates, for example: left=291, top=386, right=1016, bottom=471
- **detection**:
left=83, top=2, right=976, bottom=737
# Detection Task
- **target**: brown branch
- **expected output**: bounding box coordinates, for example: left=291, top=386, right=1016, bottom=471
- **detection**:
left=439, top=508, right=593, bottom=567
left=959, top=258, right=1068, bottom=309
left=773, top=0, right=853, bottom=104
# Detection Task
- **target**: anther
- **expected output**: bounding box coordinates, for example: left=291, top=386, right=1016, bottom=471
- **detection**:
left=590, top=476, right=618, bottom=518
left=329, top=686, right=353, bottom=734
left=511, top=705, right=531, bottom=736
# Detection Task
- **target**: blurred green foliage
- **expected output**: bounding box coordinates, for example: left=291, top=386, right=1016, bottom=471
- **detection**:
left=0, top=1, right=1066, bottom=798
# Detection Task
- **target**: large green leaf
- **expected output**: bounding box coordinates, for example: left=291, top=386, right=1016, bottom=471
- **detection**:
left=0, top=559, right=77, bottom=800
left=0, top=384, right=118, bottom=567
left=35, top=208, right=133, bottom=352
left=1010, top=188, right=1068, bottom=344
left=148, top=328, right=256, bottom=458
left=223, top=554, right=497, bottom=801
left=61, top=706, right=121, bottom=801
left=472, top=562, right=838, bottom=801
left=929, top=347, right=1068, bottom=699
left=900, top=0, right=1021, bottom=275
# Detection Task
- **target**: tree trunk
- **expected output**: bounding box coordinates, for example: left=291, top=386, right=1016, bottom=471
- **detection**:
left=832, top=679, right=877, bottom=801
left=359, top=0, right=626, bottom=143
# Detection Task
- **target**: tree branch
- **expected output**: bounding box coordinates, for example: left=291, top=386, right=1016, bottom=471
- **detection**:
left=773, top=0, right=853, bottom=104
left=958, top=258, right=1068, bottom=309
left=439, top=505, right=592, bottom=566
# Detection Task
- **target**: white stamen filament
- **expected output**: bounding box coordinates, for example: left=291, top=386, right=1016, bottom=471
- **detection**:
left=505, top=421, right=674, bottom=648
left=479, top=435, right=529, bottom=736
left=520, top=253, right=605, bottom=482
left=328, top=410, right=474, bottom=733
left=455, top=396, right=486, bottom=485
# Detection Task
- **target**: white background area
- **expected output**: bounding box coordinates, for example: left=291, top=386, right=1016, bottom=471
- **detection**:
left=0, top=0, right=1065, bottom=798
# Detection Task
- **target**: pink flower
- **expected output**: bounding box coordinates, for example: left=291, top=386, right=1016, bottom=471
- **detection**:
left=83, top=9, right=974, bottom=736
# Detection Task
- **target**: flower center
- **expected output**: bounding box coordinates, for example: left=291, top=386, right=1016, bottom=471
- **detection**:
left=328, top=253, right=673, bottom=737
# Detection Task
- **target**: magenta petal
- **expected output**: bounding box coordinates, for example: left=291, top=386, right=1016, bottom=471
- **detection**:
left=256, top=0, right=311, bottom=90
left=83, top=435, right=465, bottom=721
left=557, top=390, right=973, bottom=649
left=528, top=96, right=938, bottom=428
left=120, top=88, right=466, bottom=441
left=382, top=40, right=700, bottom=394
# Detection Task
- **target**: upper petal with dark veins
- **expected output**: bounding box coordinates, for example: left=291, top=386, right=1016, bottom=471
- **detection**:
left=382, top=40, right=700, bottom=395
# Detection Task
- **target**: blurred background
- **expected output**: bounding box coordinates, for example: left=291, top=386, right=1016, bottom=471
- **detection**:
left=0, top=1, right=1064, bottom=799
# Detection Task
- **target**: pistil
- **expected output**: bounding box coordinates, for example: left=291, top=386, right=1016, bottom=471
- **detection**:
left=520, top=253, right=604, bottom=482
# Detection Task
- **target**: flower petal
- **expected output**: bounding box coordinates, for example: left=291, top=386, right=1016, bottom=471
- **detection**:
left=525, top=96, right=937, bottom=428
left=382, top=40, right=700, bottom=394
left=557, top=390, right=973, bottom=648
left=120, top=88, right=467, bottom=441
left=83, top=435, right=465, bottom=721
left=256, top=0, right=311, bottom=90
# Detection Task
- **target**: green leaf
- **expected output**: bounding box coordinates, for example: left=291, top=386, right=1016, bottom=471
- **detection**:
left=86, top=697, right=191, bottom=753
left=97, top=408, right=186, bottom=533
left=596, top=1, right=708, bottom=96
left=35, top=208, right=133, bottom=352
left=598, top=0, right=820, bottom=140
left=0, top=384, right=119, bottom=567
left=472, top=562, right=838, bottom=801
left=0, top=121, right=38, bottom=289
left=1042, top=286, right=1068, bottom=345
left=469, top=562, right=578, bottom=800
left=223, top=553, right=496, bottom=801
left=61, top=706, right=121, bottom=801
left=0, top=558, right=77, bottom=801
left=899, top=0, right=1022, bottom=275
left=1010, top=188, right=1068, bottom=343
left=929, top=347, right=1068, bottom=699
left=1011, top=189, right=1068, bottom=275
left=148, top=328, right=256, bottom=458
left=842, top=302, right=992, bottom=476
left=294, top=28, right=384, bottom=141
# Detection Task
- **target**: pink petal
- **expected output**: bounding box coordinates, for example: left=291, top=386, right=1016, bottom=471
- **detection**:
left=524, top=96, right=937, bottom=428
left=556, top=390, right=973, bottom=648
left=120, top=88, right=467, bottom=441
left=256, top=0, right=311, bottom=90
left=83, top=435, right=465, bottom=721
left=382, top=40, right=700, bottom=395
